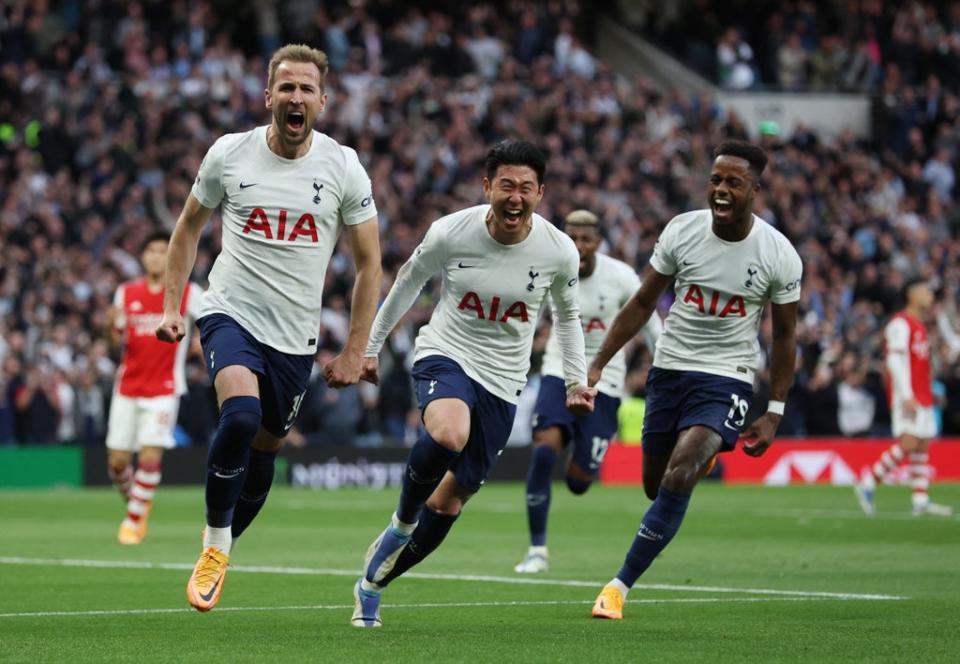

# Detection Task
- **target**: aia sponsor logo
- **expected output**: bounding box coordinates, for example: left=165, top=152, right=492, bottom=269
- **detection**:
left=583, top=318, right=606, bottom=333
left=682, top=284, right=746, bottom=318
left=457, top=292, right=529, bottom=323
left=241, top=207, right=319, bottom=243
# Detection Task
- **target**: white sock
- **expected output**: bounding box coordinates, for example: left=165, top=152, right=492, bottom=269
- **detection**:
left=360, top=578, right=382, bottom=593
left=230, top=537, right=239, bottom=553
left=528, top=545, right=548, bottom=557
left=204, top=525, right=232, bottom=554
left=392, top=512, right=417, bottom=535
left=609, top=577, right=630, bottom=598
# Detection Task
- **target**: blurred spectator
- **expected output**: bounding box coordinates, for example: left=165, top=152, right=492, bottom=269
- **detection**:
left=716, top=27, right=756, bottom=90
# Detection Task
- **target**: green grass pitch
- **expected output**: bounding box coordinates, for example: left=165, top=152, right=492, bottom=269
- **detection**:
left=1, top=482, right=957, bottom=662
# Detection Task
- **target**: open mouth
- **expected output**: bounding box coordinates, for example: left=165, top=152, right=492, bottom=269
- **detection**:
left=503, top=207, right=523, bottom=223
left=712, top=198, right=733, bottom=215
left=287, top=111, right=305, bottom=131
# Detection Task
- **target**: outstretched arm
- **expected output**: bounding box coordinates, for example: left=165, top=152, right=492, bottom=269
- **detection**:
left=325, top=218, right=382, bottom=388
left=360, top=228, right=442, bottom=384
left=588, top=267, right=673, bottom=386
left=742, top=301, right=798, bottom=456
left=156, top=194, right=213, bottom=343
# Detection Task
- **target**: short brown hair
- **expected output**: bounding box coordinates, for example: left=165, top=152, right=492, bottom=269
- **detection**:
left=267, top=44, right=329, bottom=91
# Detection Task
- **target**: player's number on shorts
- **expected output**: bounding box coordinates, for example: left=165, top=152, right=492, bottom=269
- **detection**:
left=727, top=394, right=749, bottom=427
left=591, top=436, right=610, bottom=465
left=286, top=392, right=306, bottom=427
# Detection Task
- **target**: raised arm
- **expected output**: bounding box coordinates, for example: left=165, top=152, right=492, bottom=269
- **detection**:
left=324, top=217, right=383, bottom=387
left=588, top=266, right=673, bottom=387
left=156, top=193, right=214, bottom=343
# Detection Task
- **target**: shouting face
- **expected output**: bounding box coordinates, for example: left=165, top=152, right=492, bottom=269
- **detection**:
left=707, top=155, right=758, bottom=229
left=265, top=60, right=327, bottom=155
left=482, top=164, right=544, bottom=243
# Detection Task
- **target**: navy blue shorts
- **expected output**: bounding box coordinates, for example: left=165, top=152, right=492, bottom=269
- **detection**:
left=197, top=313, right=314, bottom=438
left=532, top=375, right=620, bottom=475
left=412, top=355, right=517, bottom=493
left=642, top=367, right=753, bottom=455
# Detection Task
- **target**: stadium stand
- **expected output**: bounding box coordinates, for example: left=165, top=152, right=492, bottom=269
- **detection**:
left=0, top=0, right=958, bottom=448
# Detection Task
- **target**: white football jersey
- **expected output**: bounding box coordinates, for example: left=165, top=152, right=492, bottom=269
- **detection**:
left=650, top=210, right=802, bottom=383
left=541, top=253, right=660, bottom=398
left=192, top=126, right=377, bottom=354
left=366, top=205, right=586, bottom=403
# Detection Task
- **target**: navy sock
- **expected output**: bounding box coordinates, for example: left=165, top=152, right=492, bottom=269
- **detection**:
left=206, top=396, right=261, bottom=528
left=525, top=446, right=557, bottom=546
left=397, top=433, right=458, bottom=523
left=379, top=507, right=459, bottom=587
left=616, top=487, right=691, bottom=587
left=231, top=448, right=277, bottom=538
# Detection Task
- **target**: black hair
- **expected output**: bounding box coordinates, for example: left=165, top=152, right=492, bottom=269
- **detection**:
left=713, top=140, right=768, bottom=181
left=140, top=229, right=171, bottom=253
left=902, top=276, right=929, bottom=304
left=484, top=139, right=547, bottom=185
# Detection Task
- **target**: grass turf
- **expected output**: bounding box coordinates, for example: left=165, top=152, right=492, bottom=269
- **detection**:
left=0, top=482, right=957, bottom=663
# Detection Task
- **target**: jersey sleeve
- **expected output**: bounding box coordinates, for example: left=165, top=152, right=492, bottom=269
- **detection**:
left=365, top=222, right=446, bottom=356
left=338, top=147, right=378, bottom=226
left=191, top=138, right=227, bottom=209
left=549, top=242, right=587, bottom=390
left=885, top=317, right=910, bottom=353
left=885, top=318, right=912, bottom=400
left=770, top=245, right=803, bottom=304
left=185, top=282, right=205, bottom=320
left=112, top=285, right=126, bottom=329
left=648, top=218, right=680, bottom=276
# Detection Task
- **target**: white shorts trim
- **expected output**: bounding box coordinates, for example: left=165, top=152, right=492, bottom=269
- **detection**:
left=890, top=403, right=936, bottom=439
left=105, top=393, right=180, bottom=451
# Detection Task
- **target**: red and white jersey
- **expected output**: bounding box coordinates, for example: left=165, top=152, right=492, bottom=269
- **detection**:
left=113, top=280, right=204, bottom=397
left=884, top=312, right=933, bottom=407
left=649, top=210, right=803, bottom=384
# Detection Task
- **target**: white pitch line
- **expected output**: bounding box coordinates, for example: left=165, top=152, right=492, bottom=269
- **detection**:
left=0, top=556, right=905, bottom=601
left=0, top=596, right=847, bottom=620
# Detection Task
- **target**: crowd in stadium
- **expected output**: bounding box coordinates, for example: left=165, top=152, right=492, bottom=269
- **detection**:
left=0, top=0, right=958, bottom=447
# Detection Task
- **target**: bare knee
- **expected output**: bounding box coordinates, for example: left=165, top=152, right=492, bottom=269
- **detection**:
left=426, top=494, right=466, bottom=516
left=137, top=447, right=164, bottom=471
left=660, top=463, right=701, bottom=494
left=426, top=420, right=470, bottom=451
left=107, top=451, right=131, bottom=475
left=533, top=427, right=565, bottom=454
left=426, top=473, right=472, bottom=515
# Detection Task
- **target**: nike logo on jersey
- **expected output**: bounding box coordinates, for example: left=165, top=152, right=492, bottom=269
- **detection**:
left=682, top=260, right=694, bottom=266
left=458, top=262, right=476, bottom=268
left=723, top=419, right=739, bottom=430
left=239, top=181, right=258, bottom=189
left=567, top=277, right=578, bottom=287
left=214, top=470, right=242, bottom=479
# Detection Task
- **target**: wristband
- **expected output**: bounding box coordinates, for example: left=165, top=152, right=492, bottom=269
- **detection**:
left=767, top=400, right=785, bottom=416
